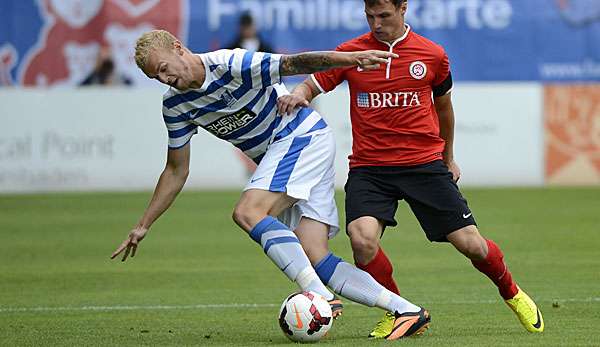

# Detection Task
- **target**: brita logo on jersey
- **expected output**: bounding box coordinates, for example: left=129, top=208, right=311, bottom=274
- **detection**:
left=357, top=92, right=421, bottom=108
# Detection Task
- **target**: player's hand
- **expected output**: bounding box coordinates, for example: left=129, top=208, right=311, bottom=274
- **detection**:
left=350, top=50, right=398, bottom=70
left=277, top=94, right=310, bottom=116
left=111, top=226, right=148, bottom=262
left=445, top=159, right=461, bottom=183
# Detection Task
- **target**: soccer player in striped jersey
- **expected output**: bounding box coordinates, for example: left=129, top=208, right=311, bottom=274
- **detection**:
left=110, top=30, right=430, bottom=339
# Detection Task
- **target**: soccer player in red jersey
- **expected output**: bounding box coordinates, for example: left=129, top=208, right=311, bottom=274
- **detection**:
left=278, top=0, right=544, bottom=338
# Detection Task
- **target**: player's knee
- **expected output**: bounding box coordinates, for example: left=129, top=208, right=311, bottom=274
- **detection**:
left=232, top=204, right=262, bottom=232
left=449, top=226, right=487, bottom=260
left=231, top=207, right=247, bottom=230
left=349, top=234, right=377, bottom=253
left=348, top=223, right=379, bottom=260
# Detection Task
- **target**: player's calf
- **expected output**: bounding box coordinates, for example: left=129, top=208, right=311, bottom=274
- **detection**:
left=447, top=225, right=488, bottom=260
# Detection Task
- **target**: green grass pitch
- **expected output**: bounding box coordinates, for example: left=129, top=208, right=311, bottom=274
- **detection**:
left=1, top=187, right=599, bottom=346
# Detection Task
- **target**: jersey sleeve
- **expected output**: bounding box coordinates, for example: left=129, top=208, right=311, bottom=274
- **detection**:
left=310, top=45, right=348, bottom=93
left=226, top=48, right=283, bottom=89
left=432, top=49, right=453, bottom=97
left=162, top=94, right=198, bottom=149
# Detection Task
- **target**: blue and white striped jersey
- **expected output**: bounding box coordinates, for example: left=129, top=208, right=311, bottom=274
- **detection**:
left=161, top=49, right=327, bottom=163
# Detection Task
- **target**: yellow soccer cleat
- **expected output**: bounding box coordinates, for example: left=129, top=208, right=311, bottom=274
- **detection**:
left=368, top=311, right=396, bottom=339
left=505, top=287, right=544, bottom=333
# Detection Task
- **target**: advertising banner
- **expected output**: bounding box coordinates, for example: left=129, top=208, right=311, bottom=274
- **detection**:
left=1, top=0, right=599, bottom=87
left=0, top=88, right=249, bottom=193
left=545, top=85, right=600, bottom=185
left=0, top=84, right=544, bottom=192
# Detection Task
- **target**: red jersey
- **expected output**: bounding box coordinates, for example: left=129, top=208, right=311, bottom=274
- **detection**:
left=312, top=26, right=452, bottom=168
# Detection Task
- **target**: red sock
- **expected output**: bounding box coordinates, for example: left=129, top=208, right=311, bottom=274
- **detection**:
left=471, top=239, right=518, bottom=300
left=356, top=247, right=400, bottom=295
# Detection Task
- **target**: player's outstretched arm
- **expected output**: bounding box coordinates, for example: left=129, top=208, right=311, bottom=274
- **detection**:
left=111, top=144, right=191, bottom=261
left=279, top=50, right=397, bottom=76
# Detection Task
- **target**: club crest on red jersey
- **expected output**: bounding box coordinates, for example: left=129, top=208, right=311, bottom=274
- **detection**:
left=409, top=61, right=427, bottom=80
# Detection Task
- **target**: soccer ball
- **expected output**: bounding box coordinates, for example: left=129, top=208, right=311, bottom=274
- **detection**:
left=278, top=291, right=333, bottom=342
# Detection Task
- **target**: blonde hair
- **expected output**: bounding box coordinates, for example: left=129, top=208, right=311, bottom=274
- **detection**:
left=134, top=30, right=178, bottom=70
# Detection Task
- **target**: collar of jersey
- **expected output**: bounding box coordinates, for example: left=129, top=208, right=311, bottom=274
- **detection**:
left=372, top=24, right=411, bottom=49
left=195, top=53, right=210, bottom=92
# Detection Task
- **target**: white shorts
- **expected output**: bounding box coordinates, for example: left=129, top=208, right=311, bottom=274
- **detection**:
left=243, top=129, right=340, bottom=238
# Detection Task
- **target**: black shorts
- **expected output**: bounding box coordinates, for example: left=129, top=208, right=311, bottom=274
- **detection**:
left=344, top=160, right=476, bottom=242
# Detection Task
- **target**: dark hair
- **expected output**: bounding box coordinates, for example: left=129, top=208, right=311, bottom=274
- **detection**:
left=364, top=0, right=405, bottom=7
left=239, top=11, right=254, bottom=27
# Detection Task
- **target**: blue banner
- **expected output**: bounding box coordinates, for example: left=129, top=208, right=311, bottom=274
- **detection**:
left=1, top=0, right=599, bottom=86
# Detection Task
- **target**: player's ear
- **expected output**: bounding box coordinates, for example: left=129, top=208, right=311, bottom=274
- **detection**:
left=400, top=0, right=407, bottom=15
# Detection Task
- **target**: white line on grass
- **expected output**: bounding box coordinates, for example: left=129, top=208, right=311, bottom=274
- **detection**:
left=0, top=303, right=279, bottom=313
left=1, top=297, right=598, bottom=314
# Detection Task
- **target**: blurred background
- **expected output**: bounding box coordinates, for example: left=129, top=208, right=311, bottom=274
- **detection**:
left=0, top=0, right=599, bottom=192
left=1, top=2, right=599, bottom=345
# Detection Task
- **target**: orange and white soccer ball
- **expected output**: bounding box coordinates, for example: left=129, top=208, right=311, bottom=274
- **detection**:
left=278, top=291, right=333, bottom=342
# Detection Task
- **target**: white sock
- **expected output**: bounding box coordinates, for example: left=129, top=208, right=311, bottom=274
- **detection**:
left=315, top=253, right=420, bottom=313
left=249, top=216, right=334, bottom=300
